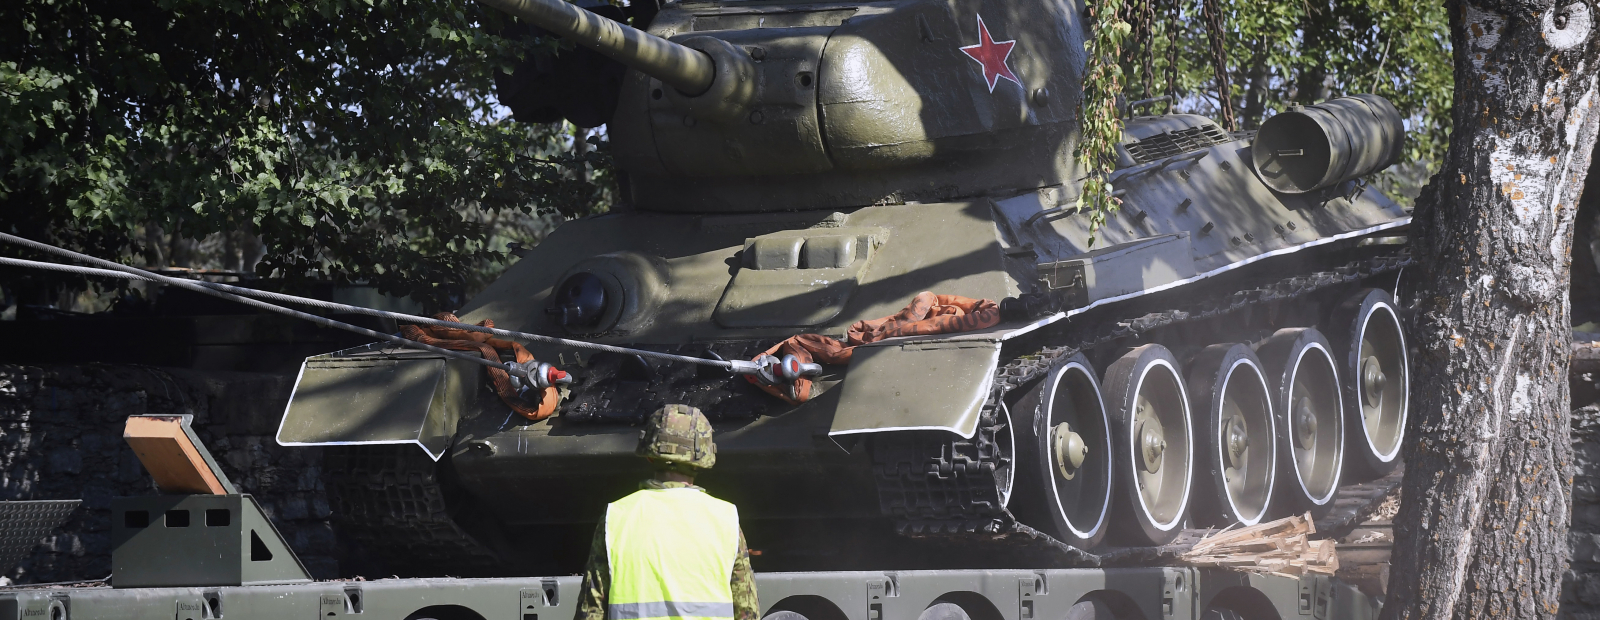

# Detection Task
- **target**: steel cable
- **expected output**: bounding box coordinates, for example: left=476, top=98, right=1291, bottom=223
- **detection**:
left=0, top=234, right=756, bottom=375
left=0, top=236, right=539, bottom=378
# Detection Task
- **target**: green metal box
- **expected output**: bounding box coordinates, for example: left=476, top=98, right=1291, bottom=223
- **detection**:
left=110, top=494, right=311, bottom=588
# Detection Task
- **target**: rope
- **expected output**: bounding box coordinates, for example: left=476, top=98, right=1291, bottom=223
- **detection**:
left=0, top=244, right=756, bottom=374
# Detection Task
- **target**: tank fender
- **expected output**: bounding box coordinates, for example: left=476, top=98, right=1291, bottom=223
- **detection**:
left=827, top=340, right=1000, bottom=439
left=1035, top=233, right=1196, bottom=310
left=276, top=351, right=477, bottom=461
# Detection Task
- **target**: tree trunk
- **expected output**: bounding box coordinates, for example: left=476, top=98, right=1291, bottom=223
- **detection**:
left=143, top=225, right=166, bottom=268
left=223, top=230, right=242, bottom=273
left=241, top=229, right=267, bottom=275
left=1293, top=1, right=1332, bottom=105
left=574, top=126, right=592, bottom=183
left=1384, top=1, right=1600, bottom=618
left=1240, top=39, right=1269, bottom=130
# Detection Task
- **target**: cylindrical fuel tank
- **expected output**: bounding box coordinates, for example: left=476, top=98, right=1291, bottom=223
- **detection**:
left=1251, top=94, right=1404, bottom=194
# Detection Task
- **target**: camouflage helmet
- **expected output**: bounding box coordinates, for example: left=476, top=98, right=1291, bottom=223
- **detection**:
left=637, top=404, right=716, bottom=471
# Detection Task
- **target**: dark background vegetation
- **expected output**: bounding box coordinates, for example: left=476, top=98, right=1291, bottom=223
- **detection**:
left=0, top=0, right=612, bottom=314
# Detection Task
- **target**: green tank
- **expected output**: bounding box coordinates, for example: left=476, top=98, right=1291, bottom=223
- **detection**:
left=275, top=0, right=1413, bottom=576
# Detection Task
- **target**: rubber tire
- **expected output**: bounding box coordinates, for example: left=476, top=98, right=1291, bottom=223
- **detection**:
left=918, top=602, right=972, bottom=620
left=1186, top=343, right=1277, bottom=527
left=1256, top=327, right=1345, bottom=519
left=1065, top=600, right=1120, bottom=620
left=1327, top=288, right=1408, bottom=481
left=1102, top=344, right=1194, bottom=546
left=1008, top=352, right=1114, bottom=550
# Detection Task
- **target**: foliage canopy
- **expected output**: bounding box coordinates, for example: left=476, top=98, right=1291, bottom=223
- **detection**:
left=1076, top=0, right=1452, bottom=230
left=0, top=0, right=608, bottom=310
left=1128, top=0, right=1452, bottom=162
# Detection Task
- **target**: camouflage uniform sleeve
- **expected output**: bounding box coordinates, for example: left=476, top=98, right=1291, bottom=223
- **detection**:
left=577, top=522, right=609, bottom=620
left=731, top=528, right=759, bottom=620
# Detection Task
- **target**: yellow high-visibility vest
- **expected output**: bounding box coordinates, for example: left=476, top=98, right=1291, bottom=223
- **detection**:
left=605, top=488, right=740, bottom=620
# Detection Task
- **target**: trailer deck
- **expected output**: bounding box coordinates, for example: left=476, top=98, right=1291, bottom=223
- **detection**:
left=0, top=567, right=1376, bottom=620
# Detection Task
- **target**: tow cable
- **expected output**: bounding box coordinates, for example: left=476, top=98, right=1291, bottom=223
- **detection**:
left=0, top=233, right=822, bottom=398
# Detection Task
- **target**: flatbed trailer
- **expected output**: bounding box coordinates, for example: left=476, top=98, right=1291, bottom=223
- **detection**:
left=0, top=412, right=1384, bottom=620
left=0, top=566, right=1376, bottom=620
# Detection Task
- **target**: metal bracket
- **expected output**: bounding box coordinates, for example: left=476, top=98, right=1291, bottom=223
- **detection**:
left=1311, top=576, right=1333, bottom=620
left=1161, top=569, right=1190, bottom=618
left=1018, top=575, right=1042, bottom=620
left=518, top=581, right=559, bottom=620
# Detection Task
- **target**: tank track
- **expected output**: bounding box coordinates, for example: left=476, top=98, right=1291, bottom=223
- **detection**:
left=874, top=251, right=1414, bottom=562
left=323, top=445, right=508, bottom=577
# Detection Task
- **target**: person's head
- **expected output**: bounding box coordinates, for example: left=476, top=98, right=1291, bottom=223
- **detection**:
left=637, top=404, right=716, bottom=479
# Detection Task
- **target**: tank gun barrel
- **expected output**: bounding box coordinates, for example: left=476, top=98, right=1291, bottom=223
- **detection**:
left=477, top=0, right=714, bottom=96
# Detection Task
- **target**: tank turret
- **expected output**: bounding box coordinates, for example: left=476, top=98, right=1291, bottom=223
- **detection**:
left=485, top=0, right=1087, bottom=212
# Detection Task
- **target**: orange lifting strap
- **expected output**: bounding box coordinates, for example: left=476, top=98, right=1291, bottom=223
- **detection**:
left=751, top=292, right=1001, bottom=404
left=402, top=312, right=561, bottom=421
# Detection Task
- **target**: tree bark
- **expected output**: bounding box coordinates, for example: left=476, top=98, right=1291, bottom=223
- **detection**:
left=1293, top=0, right=1333, bottom=105
left=1240, top=39, right=1269, bottom=130
left=1384, top=1, right=1600, bottom=618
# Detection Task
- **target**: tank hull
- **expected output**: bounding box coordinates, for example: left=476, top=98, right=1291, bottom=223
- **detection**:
left=278, top=120, right=1412, bottom=575
left=449, top=398, right=883, bottom=525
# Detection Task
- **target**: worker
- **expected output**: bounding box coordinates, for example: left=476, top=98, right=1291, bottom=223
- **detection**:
left=577, top=404, right=759, bottom=620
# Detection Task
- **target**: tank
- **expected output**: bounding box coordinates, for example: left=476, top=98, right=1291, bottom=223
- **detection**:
left=274, top=0, right=1414, bottom=576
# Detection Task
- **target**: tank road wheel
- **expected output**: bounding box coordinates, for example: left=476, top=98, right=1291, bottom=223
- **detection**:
left=994, top=399, right=1019, bottom=509
left=1185, top=344, right=1277, bottom=527
left=1328, top=289, right=1408, bottom=480
left=1009, top=353, right=1114, bottom=549
left=1256, top=328, right=1344, bottom=517
left=1103, top=344, right=1194, bottom=545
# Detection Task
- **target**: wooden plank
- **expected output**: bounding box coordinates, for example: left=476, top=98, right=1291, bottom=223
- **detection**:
left=1337, top=563, right=1390, bottom=599
left=1179, top=513, right=1337, bottom=578
left=123, top=416, right=227, bottom=495
left=1338, top=526, right=1394, bottom=548
left=1334, top=548, right=1392, bottom=565
left=1314, top=465, right=1405, bottom=539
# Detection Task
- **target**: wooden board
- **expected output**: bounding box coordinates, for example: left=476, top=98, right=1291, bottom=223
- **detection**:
left=1178, top=514, right=1339, bottom=577
left=123, top=416, right=227, bottom=495
left=1332, top=489, right=1400, bottom=598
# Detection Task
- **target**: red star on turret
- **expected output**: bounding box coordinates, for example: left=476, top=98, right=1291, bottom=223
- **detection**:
left=959, top=16, right=1020, bottom=93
